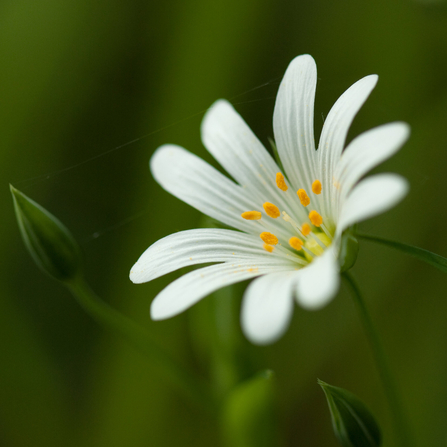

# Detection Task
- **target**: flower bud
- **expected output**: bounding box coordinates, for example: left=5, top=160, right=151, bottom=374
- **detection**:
left=11, top=185, right=83, bottom=282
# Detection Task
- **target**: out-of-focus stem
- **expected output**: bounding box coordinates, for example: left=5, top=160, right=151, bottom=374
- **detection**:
left=342, top=272, right=414, bottom=447
left=67, top=278, right=216, bottom=413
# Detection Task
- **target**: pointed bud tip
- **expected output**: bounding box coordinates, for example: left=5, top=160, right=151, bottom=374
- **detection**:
left=11, top=186, right=83, bottom=283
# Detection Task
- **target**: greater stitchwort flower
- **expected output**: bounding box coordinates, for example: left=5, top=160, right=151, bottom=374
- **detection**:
left=130, top=55, right=409, bottom=344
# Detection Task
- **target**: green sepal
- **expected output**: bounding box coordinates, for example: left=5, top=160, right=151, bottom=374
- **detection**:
left=221, top=370, right=277, bottom=447
left=10, top=185, right=83, bottom=282
left=355, top=232, right=447, bottom=273
left=339, top=231, right=359, bottom=273
left=318, top=379, right=382, bottom=447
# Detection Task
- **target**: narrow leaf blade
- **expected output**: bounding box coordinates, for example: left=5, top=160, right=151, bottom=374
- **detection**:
left=356, top=233, right=447, bottom=273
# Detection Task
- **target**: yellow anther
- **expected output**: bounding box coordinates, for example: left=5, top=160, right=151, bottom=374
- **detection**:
left=309, top=210, right=323, bottom=227
left=312, top=180, right=322, bottom=195
left=241, top=211, right=262, bottom=220
left=275, top=172, right=288, bottom=191
left=260, top=232, right=278, bottom=245
left=297, top=189, right=310, bottom=207
left=263, top=202, right=280, bottom=219
left=289, top=236, right=303, bottom=251
left=263, top=243, right=274, bottom=253
left=301, top=223, right=311, bottom=236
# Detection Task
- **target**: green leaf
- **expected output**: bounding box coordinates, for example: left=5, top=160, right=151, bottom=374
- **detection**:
left=10, top=185, right=83, bottom=282
left=319, top=379, right=382, bottom=447
left=355, top=232, right=447, bottom=273
left=221, top=370, right=278, bottom=447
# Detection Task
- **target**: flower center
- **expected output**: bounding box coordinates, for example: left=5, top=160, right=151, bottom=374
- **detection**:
left=241, top=172, right=333, bottom=264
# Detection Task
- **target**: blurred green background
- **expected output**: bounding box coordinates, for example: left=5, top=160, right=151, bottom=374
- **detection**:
left=1, top=0, right=447, bottom=445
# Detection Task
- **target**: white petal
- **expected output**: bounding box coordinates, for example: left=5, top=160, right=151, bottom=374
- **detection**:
left=335, top=122, right=410, bottom=199
left=318, top=75, right=378, bottom=218
left=130, top=229, right=297, bottom=283
left=202, top=100, right=307, bottom=226
left=296, top=247, right=339, bottom=310
left=150, top=145, right=264, bottom=234
left=150, top=263, right=290, bottom=320
left=241, top=271, right=298, bottom=345
left=318, top=75, right=378, bottom=165
left=338, top=173, right=409, bottom=233
left=273, top=54, right=318, bottom=191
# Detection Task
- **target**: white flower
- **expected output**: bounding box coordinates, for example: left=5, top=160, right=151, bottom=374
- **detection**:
left=130, top=55, right=409, bottom=345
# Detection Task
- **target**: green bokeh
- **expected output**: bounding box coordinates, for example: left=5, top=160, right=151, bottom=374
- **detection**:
left=2, top=0, right=447, bottom=445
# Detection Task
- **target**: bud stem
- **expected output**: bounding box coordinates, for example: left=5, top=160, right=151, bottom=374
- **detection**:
left=66, top=278, right=216, bottom=413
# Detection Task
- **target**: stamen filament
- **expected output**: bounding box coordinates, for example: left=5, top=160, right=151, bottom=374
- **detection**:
left=320, top=223, right=333, bottom=241
left=310, top=233, right=328, bottom=250
left=282, top=211, right=307, bottom=238
left=302, top=245, right=315, bottom=258
left=253, top=219, right=275, bottom=233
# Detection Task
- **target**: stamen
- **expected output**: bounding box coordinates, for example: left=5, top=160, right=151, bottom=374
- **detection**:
left=276, top=172, right=288, bottom=191
left=310, top=233, right=328, bottom=250
left=282, top=211, right=302, bottom=234
left=312, top=180, right=322, bottom=195
left=241, top=211, right=262, bottom=220
left=263, top=243, right=274, bottom=253
left=263, top=202, right=280, bottom=219
left=320, top=223, right=333, bottom=240
left=309, top=210, right=323, bottom=227
left=289, top=237, right=303, bottom=251
left=301, top=223, right=311, bottom=236
left=297, top=189, right=310, bottom=207
left=281, top=211, right=292, bottom=223
left=260, top=232, right=279, bottom=245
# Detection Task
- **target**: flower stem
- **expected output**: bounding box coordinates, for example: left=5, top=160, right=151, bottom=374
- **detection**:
left=342, top=272, right=414, bottom=447
left=67, top=278, right=216, bottom=413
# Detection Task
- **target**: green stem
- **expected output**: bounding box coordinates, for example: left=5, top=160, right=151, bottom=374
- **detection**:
left=67, top=278, right=216, bottom=413
left=342, top=272, right=414, bottom=447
